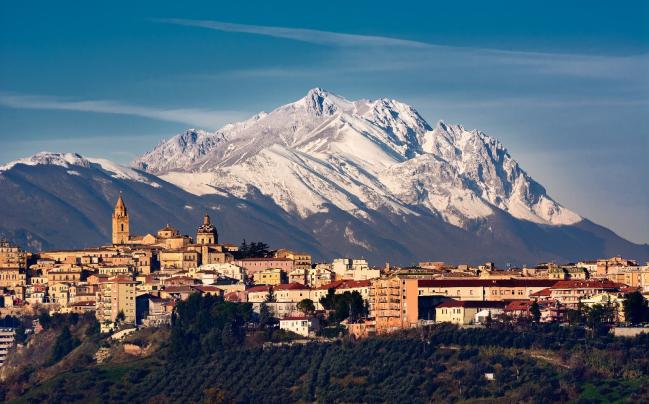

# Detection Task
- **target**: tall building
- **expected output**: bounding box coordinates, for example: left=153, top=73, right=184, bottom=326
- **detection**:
left=96, top=276, right=137, bottom=330
left=0, top=239, right=28, bottom=289
left=0, top=328, right=16, bottom=367
left=112, top=194, right=129, bottom=245
left=196, top=213, right=218, bottom=245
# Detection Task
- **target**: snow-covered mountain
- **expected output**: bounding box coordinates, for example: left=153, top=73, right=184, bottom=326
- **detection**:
left=1, top=89, right=647, bottom=264
left=133, top=88, right=580, bottom=229
left=1, top=152, right=161, bottom=188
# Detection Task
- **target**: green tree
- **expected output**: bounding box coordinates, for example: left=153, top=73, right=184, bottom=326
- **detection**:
left=116, top=310, right=126, bottom=325
left=583, top=304, right=612, bottom=337
left=319, top=288, right=336, bottom=310
left=85, top=317, right=100, bottom=336
left=221, top=322, right=238, bottom=348
left=249, top=242, right=270, bottom=258
left=38, top=311, right=52, bottom=330
left=297, top=299, right=316, bottom=316
left=265, top=287, right=276, bottom=303
left=530, top=301, right=541, bottom=323
left=348, top=292, right=367, bottom=322
left=237, top=240, right=270, bottom=258
left=259, top=302, right=273, bottom=329
left=623, top=291, right=648, bottom=324
left=48, top=326, right=80, bottom=365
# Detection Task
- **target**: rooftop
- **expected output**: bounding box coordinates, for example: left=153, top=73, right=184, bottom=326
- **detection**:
left=418, top=279, right=558, bottom=288
left=437, top=300, right=507, bottom=309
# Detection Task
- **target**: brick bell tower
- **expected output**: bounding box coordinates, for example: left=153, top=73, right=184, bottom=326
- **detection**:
left=112, top=193, right=130, bottom=245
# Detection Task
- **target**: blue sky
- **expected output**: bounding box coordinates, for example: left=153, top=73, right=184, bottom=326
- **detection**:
left=1, top=0, right=648, bottom=243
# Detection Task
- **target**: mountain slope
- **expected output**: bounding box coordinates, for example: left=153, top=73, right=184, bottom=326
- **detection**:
left=0, top=153, right=323, bottom=254
left=133, top=88, right=580, bottom=229
left=1, top=90, right=647, bottom=264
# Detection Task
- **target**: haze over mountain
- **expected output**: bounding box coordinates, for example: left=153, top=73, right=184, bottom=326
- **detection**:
left=1, top=89, right=647, bottom=265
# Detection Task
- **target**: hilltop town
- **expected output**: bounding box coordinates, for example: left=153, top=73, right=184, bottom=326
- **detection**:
left=1, top=194, right=649, bottom=371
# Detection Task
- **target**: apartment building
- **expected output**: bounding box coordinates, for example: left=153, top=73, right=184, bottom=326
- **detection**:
left=96, top=276, right=137, bottom=330
left=0, top=327, right=16, bottom=367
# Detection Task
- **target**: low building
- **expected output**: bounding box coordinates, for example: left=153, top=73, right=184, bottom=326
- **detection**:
left=504, top=300, right=533, bottom=319
left=234, top=258, right=294, bottom=278
left=274, top=249, right=312, bottom=271
left=279, top=316, right=319, bottom=337
left=547, top=280, right=622, bottom=308
left=435, top=300, right=507, bottom=325
left=581, top=292, right=626, bottom=322
left=254, top=268, right=288, bottom=285
left=417, top=279, right=558, bottom=301
left=331, top=258, right=380, bottom=281
left=196, top=263, right=246, bottom=283
left=159, top=250, right=199, bottom=271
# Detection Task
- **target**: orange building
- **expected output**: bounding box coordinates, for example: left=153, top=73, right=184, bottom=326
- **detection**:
left=369, top=278, right=419, bottom=334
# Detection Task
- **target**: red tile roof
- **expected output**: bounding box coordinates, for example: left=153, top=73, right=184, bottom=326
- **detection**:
left=224, top=292, right=242, bottom=302
left=418, top=279, right=557, bottom=288
left=530, top=288, right=552, bottom=297
left=107, top=276, right=136, bottom=283
left=274, top=282, right=310, bottom=291
left=317, top=279, right=371, bottom=290
left=237, top=258, right=293, bottom=262
left=550, top=280, right=621, bottom=289
left=246, top=285, right=272, bottom=293
left=504, top=300, right=533, bottom=311
left=436, top=300, right=507, bottom=309
left=280, top=316, right=310, bottom=321
left=163, top=285, right=194, bottom=293
left=192, top=285, right=222, bottom=293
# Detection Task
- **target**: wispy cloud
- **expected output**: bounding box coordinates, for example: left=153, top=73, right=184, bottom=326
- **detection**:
left=158, top=18, right=649, bottom=80
left=155, top=18, right=432, bottom=49
left=0, top=92, right=248, bottom=129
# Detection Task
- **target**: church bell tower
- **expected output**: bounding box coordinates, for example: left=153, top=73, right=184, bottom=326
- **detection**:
left=112, top=193, right=130, bottom=245
left=196, top=213, right=218, bottom=245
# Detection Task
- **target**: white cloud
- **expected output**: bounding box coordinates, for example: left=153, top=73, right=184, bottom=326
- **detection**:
left=155, top=18, right=432, bottom=49
left=158, top=18, right=649, bottom=80
left=0, top=92, right=248, bottom=129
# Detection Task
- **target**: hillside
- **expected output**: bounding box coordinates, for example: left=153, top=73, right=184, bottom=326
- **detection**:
left=4, top=302, right=649, bottom=403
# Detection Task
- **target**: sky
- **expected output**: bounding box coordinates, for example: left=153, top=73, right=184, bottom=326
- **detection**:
left=0, top=1, right=648, bottom=243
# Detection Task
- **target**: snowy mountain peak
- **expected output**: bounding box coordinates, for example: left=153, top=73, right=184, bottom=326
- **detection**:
left=297, top=87, right=354, bottom=116
left=1, top=151, right=161, bottom=188
left=0, top=152, right=91, bottom=171
left=133, top=89, right=581, bottom=228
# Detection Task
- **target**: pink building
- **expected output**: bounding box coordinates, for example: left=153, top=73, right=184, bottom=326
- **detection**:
left=234, top=258, right=294, bottom=277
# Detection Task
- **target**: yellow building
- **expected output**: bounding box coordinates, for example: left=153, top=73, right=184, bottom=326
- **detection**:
left=581, top=292, right=626, bottom=322
left=159, top=250, right=199, bottom=271
left=156, top=225, right=192, bottom=249
left=46, top=265, right=84, bottom=283
left=254, top=268, right=288, bottom=285
left=96, top=276, right=137, bottom=330
left=0, top=239, right=28, bottom=289
left=275, top=249, right=312, bottom=271
left=49, top=282, right=72, bottom=306
left=435, top=300, right=506, bottom=325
